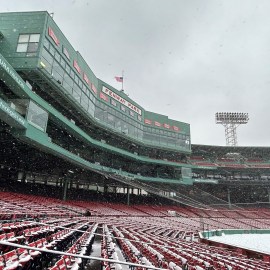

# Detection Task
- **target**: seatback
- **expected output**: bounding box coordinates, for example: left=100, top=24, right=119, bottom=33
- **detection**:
left=3, top=250, right=18, bottom=265
left=56, top=258, right=67, bottom=270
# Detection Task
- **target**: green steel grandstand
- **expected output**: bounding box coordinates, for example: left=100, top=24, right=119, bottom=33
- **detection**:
left=1, top=11, right=270, bottom=270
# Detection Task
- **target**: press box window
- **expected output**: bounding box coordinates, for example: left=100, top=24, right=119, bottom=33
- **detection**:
left=16, top=34, right=40, bottom=54
left=121, top=105, right=126, bottom=112
left=27, top=101, right=48, bottom=132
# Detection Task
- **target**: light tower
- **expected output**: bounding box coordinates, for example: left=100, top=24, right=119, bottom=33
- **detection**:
left=215, top=112, right=249, bottom=146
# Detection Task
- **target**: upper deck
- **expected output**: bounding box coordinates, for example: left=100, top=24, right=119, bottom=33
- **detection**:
left=0, top=11, right=191, bottom=154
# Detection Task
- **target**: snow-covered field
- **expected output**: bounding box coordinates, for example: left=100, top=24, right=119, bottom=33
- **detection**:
left=210, top=234, right=270, bottom=253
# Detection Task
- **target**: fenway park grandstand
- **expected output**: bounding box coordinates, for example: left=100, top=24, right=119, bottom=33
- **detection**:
left=0, top=11, right=270, bottom=270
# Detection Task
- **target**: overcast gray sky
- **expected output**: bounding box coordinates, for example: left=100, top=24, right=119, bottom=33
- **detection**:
left=2, top=0, right=270, bottom=146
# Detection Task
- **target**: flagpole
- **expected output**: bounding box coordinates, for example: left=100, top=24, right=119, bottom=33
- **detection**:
left=122, top=70, right=124, bottom=91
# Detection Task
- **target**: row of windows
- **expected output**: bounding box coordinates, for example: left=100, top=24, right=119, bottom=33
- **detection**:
left=110, top=98, right=142, bottom=121
left=41, top=47, right=96, bottom=117
left=94, top=107, right=189, bottom=149
left=43, top=38, right=92, bottom=96
left=96, top=100, right=143, bottom=130
left=42, top=48, right=91, bottom=99
left=143, top=132, right=189, bottom=148
left=143, top=126, right=185, bottom=138
left=96, top=100, right=185, bottom=139
left=41, top=39, right=190, bottom=150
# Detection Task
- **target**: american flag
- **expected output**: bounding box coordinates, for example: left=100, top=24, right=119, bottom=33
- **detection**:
left=115, top=76, right=123, bottom=82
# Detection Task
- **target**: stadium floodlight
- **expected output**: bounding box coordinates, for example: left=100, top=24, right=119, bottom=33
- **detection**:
left=215, top=112, right=249, bottom=146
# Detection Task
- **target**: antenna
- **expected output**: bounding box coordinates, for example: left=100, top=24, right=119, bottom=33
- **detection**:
left=215, top=112, right=249, bottom=146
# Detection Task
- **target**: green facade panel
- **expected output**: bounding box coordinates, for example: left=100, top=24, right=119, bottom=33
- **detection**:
left=0, top=97, right=27, bottom=129
left=0, top=11, right=46, bottom=69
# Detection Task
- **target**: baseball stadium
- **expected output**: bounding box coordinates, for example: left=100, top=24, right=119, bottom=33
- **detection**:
left=0, top=11, right=270, bottom=270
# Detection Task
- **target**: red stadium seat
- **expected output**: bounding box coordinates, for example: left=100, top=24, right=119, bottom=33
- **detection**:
left=17, top=247, right=32, bottom=267
left=2, top=250, right=21, bottom=270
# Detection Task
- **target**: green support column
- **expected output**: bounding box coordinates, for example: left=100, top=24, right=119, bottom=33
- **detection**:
left=63, top=178, right=69, bottom=201
left=22, top=172, right=26, bottom=183
left=127, top=186, right=130, bottom=206
left=69, top=179, right=73, bottom=189
left=227, top=188, right=231, bottom=209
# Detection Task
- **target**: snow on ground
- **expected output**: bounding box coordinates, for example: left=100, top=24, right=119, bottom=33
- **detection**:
left=209, top=234, right=270, bottom=253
